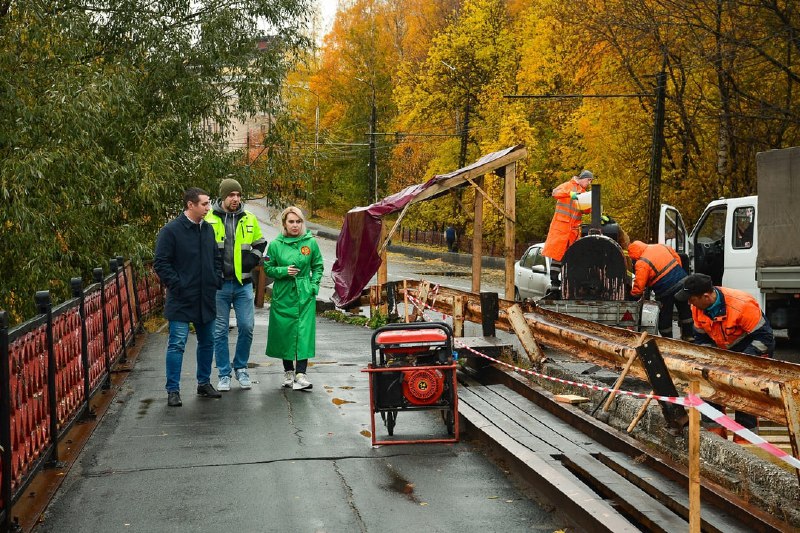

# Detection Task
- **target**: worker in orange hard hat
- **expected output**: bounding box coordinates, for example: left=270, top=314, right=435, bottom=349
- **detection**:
left=627, top=240, right=693, bottom=340
left=542, top=170, right=593, bottom=296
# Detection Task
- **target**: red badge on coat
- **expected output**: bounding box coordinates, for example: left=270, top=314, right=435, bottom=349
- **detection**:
left=301, top=246, right=311, bottom=255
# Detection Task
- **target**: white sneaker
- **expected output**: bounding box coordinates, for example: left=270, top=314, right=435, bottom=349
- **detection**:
left=217, top=375, right=231, bottom=392
left=282, top=371, right=294, bottom=388
left=293, top=372, right=312, bottom=391
left=236, top=369, right=252, bottom=389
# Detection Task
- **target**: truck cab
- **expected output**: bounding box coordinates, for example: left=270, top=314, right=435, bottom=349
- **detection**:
left=660, top=197, right=758, bottom=298
left=660, top=196, right=800, bottom=342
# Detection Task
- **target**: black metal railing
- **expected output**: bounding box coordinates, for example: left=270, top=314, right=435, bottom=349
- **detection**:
left=0, top=258, right=164, bottom=532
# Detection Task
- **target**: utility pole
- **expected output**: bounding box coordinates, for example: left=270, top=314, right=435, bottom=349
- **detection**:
left=458, top=97, right=470, bottom=169
left=646, top=70, right=667, bottom=243
left=368, top=86, right=377, bottom=203
left=357, top=76, right=378, bottom=204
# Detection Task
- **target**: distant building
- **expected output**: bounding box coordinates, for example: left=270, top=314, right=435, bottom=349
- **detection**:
left=202, top=36, right=276, bottom=158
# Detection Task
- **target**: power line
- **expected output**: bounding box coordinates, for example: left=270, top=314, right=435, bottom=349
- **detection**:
left=504, top=93, right=652, bottom=99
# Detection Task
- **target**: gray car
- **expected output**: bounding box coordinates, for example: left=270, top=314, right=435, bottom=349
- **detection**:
left=514, top=243, right=552, bottom=301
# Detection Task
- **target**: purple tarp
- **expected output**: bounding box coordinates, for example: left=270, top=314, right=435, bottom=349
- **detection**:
left=330, top=146, right=522, bottom=307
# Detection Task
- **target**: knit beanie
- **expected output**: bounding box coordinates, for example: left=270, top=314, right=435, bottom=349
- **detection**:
left=219, top=178, right=242, bottom=199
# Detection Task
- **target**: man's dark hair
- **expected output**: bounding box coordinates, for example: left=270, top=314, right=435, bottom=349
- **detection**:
left=183, top=187, right=208, bottom=209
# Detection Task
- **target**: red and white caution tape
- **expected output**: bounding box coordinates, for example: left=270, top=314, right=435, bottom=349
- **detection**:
left=406, top=294, right=800, bottom=470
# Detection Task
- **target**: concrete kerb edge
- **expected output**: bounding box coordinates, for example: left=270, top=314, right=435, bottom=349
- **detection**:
left=523, top=361, right=800, bottom=527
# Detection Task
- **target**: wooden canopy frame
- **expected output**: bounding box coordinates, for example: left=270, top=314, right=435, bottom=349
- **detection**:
left=376, top=145, right=528, bottom=300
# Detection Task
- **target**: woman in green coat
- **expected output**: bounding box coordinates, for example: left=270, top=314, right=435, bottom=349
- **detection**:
left=265, top=206, right=324, bottom=390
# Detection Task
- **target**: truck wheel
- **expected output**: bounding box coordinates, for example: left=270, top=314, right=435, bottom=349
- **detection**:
left=514, top=287, right=521, bottom=301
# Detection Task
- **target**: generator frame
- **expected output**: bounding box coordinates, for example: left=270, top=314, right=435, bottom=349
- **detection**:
left=363, top=322, right=460, bottom=446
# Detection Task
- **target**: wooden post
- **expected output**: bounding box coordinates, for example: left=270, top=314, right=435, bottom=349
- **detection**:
left=410, top=281, right=431, bottom=322
left=453, top=295, right=465, bottom=337
left=369, top=285, right=378, bottom=317
left=504, top=162, right=516, bottom=300
left=627, top=391, right=654, bottom=433
left=378, top=222, right=388, bottom=316
left=601, top=332, right=649, bottom=413
left=472, top=176, right=484, bottom=293
left=506, top=304, right=544, bottom=364
left=403, top=279, right=410, bottom=323
left=779, top=379, right=800, bottom=485
left=688, top=380, right=701, bottom=533
left=253, top=267, right=266, bottom=308
left=602, top=349, right=640, bottom=413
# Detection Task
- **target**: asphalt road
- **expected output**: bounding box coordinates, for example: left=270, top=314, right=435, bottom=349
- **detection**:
left=33, top=308, right=563, bottom=532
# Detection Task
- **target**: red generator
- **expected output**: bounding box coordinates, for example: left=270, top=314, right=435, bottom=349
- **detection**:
left=363, top=322, right=459, bottom=445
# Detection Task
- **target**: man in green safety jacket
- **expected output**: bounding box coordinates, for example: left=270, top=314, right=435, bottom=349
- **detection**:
left=205, top=178, right=267, bottom=392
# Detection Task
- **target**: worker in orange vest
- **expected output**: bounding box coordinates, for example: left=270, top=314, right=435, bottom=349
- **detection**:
left=674, top=273, right=775, bottom=442
left=542, top=170, right=593, bottom=295
left=627, top=241, right=694, bottom=340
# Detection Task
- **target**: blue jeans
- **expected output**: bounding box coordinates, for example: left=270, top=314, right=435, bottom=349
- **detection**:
left=165, top=320, right=214, bottom=392
left=214, top=281, right=255, bottom=378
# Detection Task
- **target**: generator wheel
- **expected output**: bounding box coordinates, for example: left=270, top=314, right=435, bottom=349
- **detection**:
left=386, top=410, right=397, bottom=436
left=442, top=409, right=454, bottom=435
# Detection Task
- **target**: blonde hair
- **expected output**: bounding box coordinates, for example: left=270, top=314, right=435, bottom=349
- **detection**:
left=280, top=206, right=306, bottom=236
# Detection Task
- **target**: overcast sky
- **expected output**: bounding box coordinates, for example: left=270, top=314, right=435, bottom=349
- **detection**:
left=317, top=0, right=338, bottom=33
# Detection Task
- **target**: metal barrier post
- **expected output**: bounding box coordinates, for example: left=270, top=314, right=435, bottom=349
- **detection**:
left=0, top=311, right=14, bottom=532
left=110, top=259, right=128, bottom=364
left=479, top=292, right=498, bottom=337
left=117, top=256, right=138, bottom=341
left=129, top=259, right=143, bottom=329
left=35, top=292, right=59, bottom=465
left=71, top=278, right=93, bottom=420
left=93, top=268, right=111, bottom=390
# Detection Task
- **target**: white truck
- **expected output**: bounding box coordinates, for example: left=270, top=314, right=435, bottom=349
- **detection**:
left=659, top=146, right=800, bottom=343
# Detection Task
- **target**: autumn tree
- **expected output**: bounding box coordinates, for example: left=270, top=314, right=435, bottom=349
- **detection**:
left=0, top=0, right=312, bottom=321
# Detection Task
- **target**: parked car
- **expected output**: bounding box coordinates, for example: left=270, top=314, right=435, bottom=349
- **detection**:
left=514, top=243, right=552, bottom=301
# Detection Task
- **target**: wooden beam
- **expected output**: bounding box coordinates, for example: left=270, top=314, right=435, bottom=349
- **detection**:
left=377, top=223, right=388, bottom=315
left=602, top=349, right=639, bottom=413
left=403, top=279, right=409, bottom=323
left=505, top=303, right=544, bottom=364
left=627, top=391, right=654, bottom=433
left=779, top=379, right=800, bottom=484
left=464, top=176, right=513, bottom=221
left=504, top=162, right=516, bottom=300
left=378, top=202, right=411, bottom=256
left=410, top=147, right=528, bottom=205
left=472, top=176, right=484, bottom=293
left=453, top=295, right=465, bottom=337
left=688, top=381, right=701, bottom=533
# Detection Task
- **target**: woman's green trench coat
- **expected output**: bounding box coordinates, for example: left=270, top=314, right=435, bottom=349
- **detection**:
left=265, top=230, right=324, bottom=360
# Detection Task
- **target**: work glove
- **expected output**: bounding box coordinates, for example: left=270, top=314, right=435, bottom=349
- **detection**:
left=601, top=214, right=610, bottom=223
left=570, top=191, right=579, bottom=200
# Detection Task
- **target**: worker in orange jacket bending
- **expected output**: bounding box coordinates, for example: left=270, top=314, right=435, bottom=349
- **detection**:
left=627, top=241, right=694, bottom=340
left=674, top=273, right=775, bottom=442
left=542, top=170, right=593, bottom=294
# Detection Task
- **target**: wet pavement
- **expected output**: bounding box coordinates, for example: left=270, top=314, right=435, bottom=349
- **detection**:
left=32, top=304, right=565, bottom=532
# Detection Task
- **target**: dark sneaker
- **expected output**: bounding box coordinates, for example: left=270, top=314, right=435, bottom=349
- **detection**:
left=197, top=383, right=222, bottom=398
left=167, top=391, right=182, bottom=407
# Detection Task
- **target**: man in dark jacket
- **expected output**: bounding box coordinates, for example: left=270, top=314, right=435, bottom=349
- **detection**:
left=154, top=187, right=223, bottom=407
